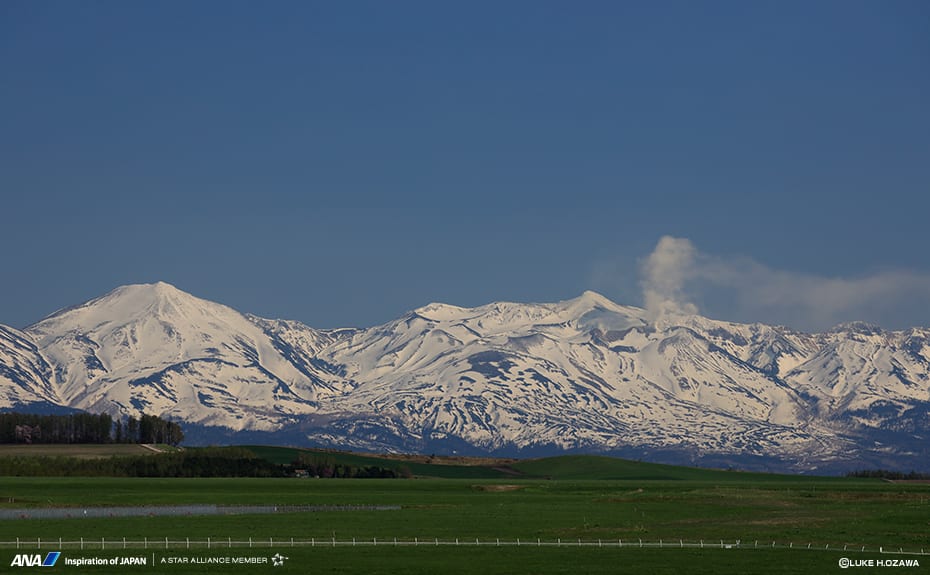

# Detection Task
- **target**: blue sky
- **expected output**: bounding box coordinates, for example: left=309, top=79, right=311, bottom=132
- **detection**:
left=2, top=1, right=929, bottom=331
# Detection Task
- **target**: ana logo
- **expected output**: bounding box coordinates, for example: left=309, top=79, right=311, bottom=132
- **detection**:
left=10, top=552, right=61, bottom=567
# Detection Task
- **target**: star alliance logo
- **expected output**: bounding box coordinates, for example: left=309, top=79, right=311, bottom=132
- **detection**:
left=271, top=553, right=287, bottom=567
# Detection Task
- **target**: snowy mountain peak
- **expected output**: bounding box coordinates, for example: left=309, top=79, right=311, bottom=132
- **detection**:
left=413, top=302, right=470, bottom=322
left=556, top=291, right=647, bottom=334
left=21, top=282, right=333, bottom=426
left=34, top=282, right=212, bottom=330
left=3, top=285, right=930, bottom=472
left=569, top=290, right=621, bottom=309
left=827, top=321, right=884, bottom=336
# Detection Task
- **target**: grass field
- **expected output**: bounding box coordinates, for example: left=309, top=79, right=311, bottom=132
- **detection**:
left=1, top=474, right=928, bottom=573
left=0, top=449, right=927, bottom=573
left=0, top=444, right=161, bottom=459
left=243, top=445, right=834, bottom=482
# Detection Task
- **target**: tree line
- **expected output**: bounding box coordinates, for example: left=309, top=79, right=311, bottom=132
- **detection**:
left=845, top=469, right=930, bottom=480
left=115, top=414, right=184, bottom=445
left=292, top=452, right=411, bottom=479
left=0, top=447, right=411, bottom=478
left=0, top=412, right=183, bottom=445
left=0, top=447, right=281, bottom=477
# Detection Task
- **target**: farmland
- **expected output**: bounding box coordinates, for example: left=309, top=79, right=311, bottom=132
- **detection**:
left=0, top=449, right=927, bottom=573
left=0, top=443, right=162, bottom=459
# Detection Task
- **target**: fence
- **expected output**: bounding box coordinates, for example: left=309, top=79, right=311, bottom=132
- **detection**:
left=0, top=538, right=927, bottom=556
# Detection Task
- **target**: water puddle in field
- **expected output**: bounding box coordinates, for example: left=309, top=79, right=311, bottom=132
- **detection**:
left=0, top=504, right=400, bottom=520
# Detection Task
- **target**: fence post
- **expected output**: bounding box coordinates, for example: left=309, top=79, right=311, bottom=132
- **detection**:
left=165, top=537, right=168, bottom=549
left=38, top=537, right=41, bottom=549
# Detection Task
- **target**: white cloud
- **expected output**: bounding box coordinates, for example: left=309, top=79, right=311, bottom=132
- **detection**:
left=609, top=236, right=930, bottom=331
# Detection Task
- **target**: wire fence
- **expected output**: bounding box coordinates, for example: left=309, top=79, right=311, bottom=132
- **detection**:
left=0, top=537, right=927, bottom=556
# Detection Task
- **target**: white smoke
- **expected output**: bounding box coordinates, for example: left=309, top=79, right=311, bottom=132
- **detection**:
left=640, top=236, right=700, bottom=325
left=633, top=235, right=930, bottom=331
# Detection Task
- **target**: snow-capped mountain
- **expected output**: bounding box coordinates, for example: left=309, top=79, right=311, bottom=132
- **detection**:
left=2, top=282, right=929, bottom=472
left=0, top=325, right=59, bottom=410
left=23, top=283, right=341, bottom=430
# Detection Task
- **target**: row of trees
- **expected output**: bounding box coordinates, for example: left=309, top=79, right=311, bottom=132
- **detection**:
left=0, top=413, right=114, bottom=444
left=292, top=453, right=411, bottom=478
left=0, top=445, right=412, bottom=478
left=115, top=414, right=184, bottom=445
left=846, top=469, right=930, bottom=480
left=0, top=412, right=183, bottom=446
left=0, top=448, right=283, bottom=478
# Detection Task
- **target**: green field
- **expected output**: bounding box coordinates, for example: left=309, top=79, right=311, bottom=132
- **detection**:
left=242, top=446, right=838, bottom=482
left=0, top=451, right=927, bottom=573
left=0, top=444, right=161, bottom=459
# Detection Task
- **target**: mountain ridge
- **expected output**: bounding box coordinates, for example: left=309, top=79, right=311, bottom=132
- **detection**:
left=2, top=282, right=929, bottom=473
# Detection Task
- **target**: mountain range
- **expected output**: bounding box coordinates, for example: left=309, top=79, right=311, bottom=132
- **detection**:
left=2, top=282, right=929, bottom=473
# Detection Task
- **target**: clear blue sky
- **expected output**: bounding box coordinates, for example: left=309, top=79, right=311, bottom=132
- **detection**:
left=2, top=1, right=929, bottom=331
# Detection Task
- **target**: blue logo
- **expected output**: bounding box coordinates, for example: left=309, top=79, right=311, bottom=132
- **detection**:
left=42, top=553, right=61, bottom=567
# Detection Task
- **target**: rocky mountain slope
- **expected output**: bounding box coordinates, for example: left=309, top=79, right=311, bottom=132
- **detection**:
left=2, top=282, right=929, bottom=472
